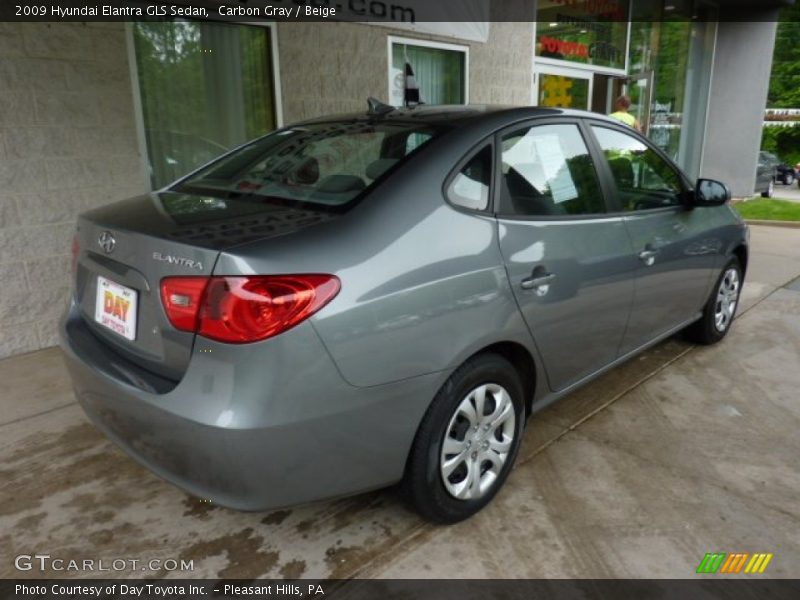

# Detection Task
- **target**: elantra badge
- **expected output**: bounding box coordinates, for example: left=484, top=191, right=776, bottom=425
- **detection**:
left=153, top=251, right=203, bottom=270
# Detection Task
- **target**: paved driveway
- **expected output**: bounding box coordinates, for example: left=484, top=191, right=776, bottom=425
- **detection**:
left=770, top=181, right=800, bottom=202
left=2, top=226, right=799, bottom=579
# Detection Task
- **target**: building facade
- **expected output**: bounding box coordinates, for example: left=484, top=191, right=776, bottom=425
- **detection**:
left=0, top=0, right=788, bottom=357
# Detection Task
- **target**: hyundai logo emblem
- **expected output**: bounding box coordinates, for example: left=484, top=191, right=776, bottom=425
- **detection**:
left=98, top=231, right=116, bottom=254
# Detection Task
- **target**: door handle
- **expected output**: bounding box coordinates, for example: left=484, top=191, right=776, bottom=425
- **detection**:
left=638, top=248, right=659, bottom=266
left=521, top=272, right=556, bottom=291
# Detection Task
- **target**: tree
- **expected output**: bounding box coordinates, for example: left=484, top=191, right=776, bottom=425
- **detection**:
left=767, top=5, right=800, bottom=108
left=761, top=6, right=800, bottom=162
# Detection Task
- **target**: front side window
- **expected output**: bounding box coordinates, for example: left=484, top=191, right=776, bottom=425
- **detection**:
left=175, top=121, right=442, bottom=209
left=447, top=145, right=492, bottom=211
left=500, top=124, right=605, bottom=217
left=133, top=22, right=277, bottom=189
left=390, top=39, right=467, bottom=107
left=592, top=126, right=684, bottom=211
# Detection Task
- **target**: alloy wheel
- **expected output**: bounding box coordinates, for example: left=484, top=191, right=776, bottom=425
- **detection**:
left=714, top=267, right=740, bottom=332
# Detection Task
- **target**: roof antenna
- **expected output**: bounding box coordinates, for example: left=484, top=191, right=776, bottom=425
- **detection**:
left=367, top=97, right=395, bottom=116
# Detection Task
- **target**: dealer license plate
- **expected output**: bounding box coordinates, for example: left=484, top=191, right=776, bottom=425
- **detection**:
left=94, top=276, right=138, bottom=341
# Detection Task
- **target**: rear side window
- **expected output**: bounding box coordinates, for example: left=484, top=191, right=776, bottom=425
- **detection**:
left=500, top=124, right=605, bottom=217
left=446, top=145, right=492, bottom=211
left=592, top=125, right=684, bottom=210
left=175, top=121, right=443, bottom=209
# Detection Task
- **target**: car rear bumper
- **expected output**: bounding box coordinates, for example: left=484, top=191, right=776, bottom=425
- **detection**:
left=59, top=300, right=441, bottom=510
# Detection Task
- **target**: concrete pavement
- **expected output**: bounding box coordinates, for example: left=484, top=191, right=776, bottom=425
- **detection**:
left=1, top=225, right=799, bottom=579
left=766, top=181, right=800, bottom=202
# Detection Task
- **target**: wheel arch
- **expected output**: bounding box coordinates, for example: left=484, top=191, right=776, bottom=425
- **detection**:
left=402, top=339, right=539, bottom=475
left=477, top=341, right=538, bottom=417
left=732, top=244, right=749, bottom=277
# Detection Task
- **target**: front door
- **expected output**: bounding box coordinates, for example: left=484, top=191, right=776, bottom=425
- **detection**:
left=495, top=120, right=635, bottom=392
left=587, top=122, right=720, bottom=354
left=535, top=66, right=592, bottom=110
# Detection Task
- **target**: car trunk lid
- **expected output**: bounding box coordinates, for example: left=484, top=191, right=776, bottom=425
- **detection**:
left=73, top=192, right=335, bottom=381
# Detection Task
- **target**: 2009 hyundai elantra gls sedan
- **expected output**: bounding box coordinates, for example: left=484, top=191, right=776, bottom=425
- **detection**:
left=61, top=104, right=748, bottom=523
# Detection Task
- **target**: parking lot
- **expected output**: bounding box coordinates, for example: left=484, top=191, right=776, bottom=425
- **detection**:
left=2, top=224, right=799, bottom=579
left=773, top=182, right=800, bottom=202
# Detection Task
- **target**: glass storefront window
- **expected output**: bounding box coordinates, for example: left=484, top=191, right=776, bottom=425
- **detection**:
left=628, top=18, right=692, bottom=161
left=538, top=72, right=590, bottom=109
left=133, top=22, right=277, bottom=189
left=390, top=39, right=466, bottom=106
left=535, top=0, right=629, bottom=71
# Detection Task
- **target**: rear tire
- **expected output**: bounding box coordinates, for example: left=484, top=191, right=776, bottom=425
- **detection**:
left=401, top=353, right=525, bottom=524
left=783, top=173, right=795, bottom=186
left=761, top=180, right=774, bottom=198
left=684, top=257, right=742, bottom=345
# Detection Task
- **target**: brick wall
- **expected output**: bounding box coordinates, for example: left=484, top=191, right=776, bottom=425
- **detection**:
left=0, top=23, right=146, bottom=358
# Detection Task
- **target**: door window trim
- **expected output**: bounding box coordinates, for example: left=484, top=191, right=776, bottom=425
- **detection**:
left=443, top=137, right=495, bottom=215
left=492, top=117, right=615, bottom=222
left=583, top=119, right=694, bottom=216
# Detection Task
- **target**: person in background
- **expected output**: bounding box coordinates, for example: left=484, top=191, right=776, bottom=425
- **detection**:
left=609, top=95, right=642, bottom=132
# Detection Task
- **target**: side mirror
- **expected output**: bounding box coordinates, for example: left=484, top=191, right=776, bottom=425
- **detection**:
left=694, top=178, right=731, bottom=206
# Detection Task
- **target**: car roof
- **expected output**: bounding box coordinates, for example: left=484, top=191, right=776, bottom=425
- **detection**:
left=294, top=104, right=625, bottom=129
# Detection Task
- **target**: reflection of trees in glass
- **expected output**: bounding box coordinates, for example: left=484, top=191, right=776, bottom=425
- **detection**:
left=628, top=20, right=690, bottom=159
left=134, top=23, right=276, bottom=189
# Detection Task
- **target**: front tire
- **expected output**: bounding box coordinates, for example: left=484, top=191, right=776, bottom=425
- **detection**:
left=402, top=353, right=525, bottom=524
left=685, top=258, right=742, bottom=345
left=783, top=173, right=795, bottom=186
left=761, top=180, right=774, bottom=198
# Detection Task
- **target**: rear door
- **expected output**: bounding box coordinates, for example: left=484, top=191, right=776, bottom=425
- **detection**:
left=587, top=122, right=720, bottom=354
left=495, top=119, right=636, bottom=392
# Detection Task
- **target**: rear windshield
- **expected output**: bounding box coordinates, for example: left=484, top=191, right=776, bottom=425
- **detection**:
left=174, top=121, right=443, bottom=209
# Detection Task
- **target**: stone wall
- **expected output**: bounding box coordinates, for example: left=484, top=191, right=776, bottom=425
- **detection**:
left=0, top=23, right=146, bottom=358
left=0, top=20, right=534, bottom=359
left=276, top=21, right=533, bottom=123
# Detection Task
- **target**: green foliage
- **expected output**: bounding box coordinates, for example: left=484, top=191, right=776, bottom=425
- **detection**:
left=767, top=4, right=800, bottom=108
left=761, top=127, right=800, bottom=166
left=762, top=6, right=800, bottom=163
left=735, top=198, right=800, bottom=222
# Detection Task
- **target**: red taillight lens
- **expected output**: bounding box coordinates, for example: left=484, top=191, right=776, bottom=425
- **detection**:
left=71, top=235, right=80, bottom=273
left=160, top=275, right=340, bottom=344
left=160, top=277, right=209, bottom=333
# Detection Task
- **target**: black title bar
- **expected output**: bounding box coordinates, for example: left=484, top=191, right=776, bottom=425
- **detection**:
left=0, top=0, right=795, bottom=23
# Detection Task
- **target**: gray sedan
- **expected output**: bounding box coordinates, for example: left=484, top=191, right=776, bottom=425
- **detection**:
left=61, top=104, right=748, bottom=523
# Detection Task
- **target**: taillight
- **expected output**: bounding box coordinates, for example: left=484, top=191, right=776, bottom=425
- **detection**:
left=71, top=235, right=80, bottom=273
left=160, top=275, right=340, bottom=344
left=160, top=277, right=209, bottom=333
